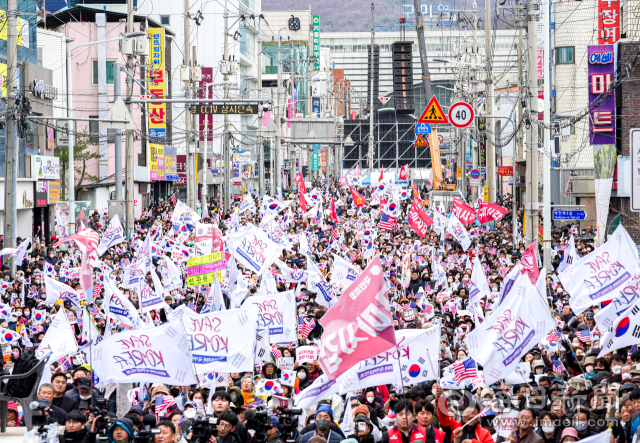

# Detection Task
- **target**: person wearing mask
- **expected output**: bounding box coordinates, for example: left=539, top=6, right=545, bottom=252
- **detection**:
left=363, top=388, right=385, bottom=419
left=51, top=373, right=79, bottom=413
left=414, top=400, right=446, bottom=443
left=496, top=409, right=542, bottom=443
left=381, top=400, right=427, bottom=443
left=296, top=365, right=312, bottom=390
left=434, top=385, right=493, bottom=443
left=300, top=405, right=343, bottom=443
left=348, top=413, right=375, bottom=443
left=572, top=409, right=598, bottom=439
left=59, top=410, right=88, bottom=443
left=537, top=411, right=562, bottom=443
left=210, top=391, right=249, bottom=443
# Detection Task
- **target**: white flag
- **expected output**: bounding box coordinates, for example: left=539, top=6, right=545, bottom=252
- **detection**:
left=103, top=276, right=142, bottom=329
left=294, top=374, right=341, bottom=409
left=162, top=256, right=183, bottom=291
left=276, top=259, right=315, bottom=283
left=172, top=200, right=201, bottom=225
left=498, top=263, right=522, bottom=306
left=280, top=370, right=296, bottom=387
left=446, top=215, right=472, bottom=251
left=594, top=267, right=640, bottom=330
left=557, top=235, right=579, bottom=273
left=97, top=214, right=125, bottom=256
left=598, top=299, right=640, bottom=357
left=229, top=226, right=281, bottom=276
left=238, top=194, right=256, bottom=214
left=15, top=236, right=31, bottom=264
left=243, top=291, right=297, bottom=344
left=560, top=224, right=639, bottom=314
left=44, top=276, right=84, bottom=310
left=201, top=279, right=226, bottom=314
left=35, top=310, right=78, bottom=361
left=330, top=255, right=361, bottom=286
left=92, top=320, right=198, bottom=385
left=469, top=256, right=491, bottom=302
left=464, top=273, right=556, bottom=385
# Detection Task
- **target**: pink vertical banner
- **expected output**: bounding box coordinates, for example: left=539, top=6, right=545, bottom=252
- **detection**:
left=262, top=110, right=271, bottom=126
left=287, top=99, right=292, bottom=128
left=537, top=50, right=544, bottom=79
left=199, top=67, right=214, bottom=141
left=47, top=121, right=54, bottom=149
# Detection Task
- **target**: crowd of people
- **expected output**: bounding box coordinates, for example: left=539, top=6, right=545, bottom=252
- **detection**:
left=0, top=173, right=636, bottom=443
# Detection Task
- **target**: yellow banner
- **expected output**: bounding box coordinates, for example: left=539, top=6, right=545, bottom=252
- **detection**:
left=148, top=28, right=166, bottom=140
left=150, top=144, right=164, bottom=180
left=187, top=252, right=222, bottom=268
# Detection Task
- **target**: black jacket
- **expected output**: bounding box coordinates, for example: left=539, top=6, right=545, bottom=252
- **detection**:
left=218, top=431, right=242, bottom=443
left=296, top=366, right=312, bottom=391
left=59, top=428, right=88, bottom=443
left=53, top=394, right=79, bottom=413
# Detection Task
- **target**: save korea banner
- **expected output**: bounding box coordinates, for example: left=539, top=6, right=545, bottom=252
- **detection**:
left=559, top=224, right=639, bottom=314
left=408, top=201, right=433, bottom=238
left=243, top=290, right=297, bottom=344
left=464, top=273, right=556, bottom=385
left=338, top=327, right=440, bottom=394
left=92, top=320, right=198, bottom=385
left=182, top=305, right=260, bottom=373
left=97, top=214, right=125, bottom=256
left=318, top=257, right=396, bottom=381
left=594, top=267, right=640, bottom=330
left=229, top=226, right=281, bottom=276
left=451, top=198, right=476, bottom=225
left=477, top=202, right=509, bottom=224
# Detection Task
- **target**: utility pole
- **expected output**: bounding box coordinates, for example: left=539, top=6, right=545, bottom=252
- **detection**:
left=413, top=0, right=433, bottom=101
left=4, top=0, right=17, bottom=276
left=125, top=0, right=135, bottom=239
left=525, top=0, right=539, bottom=244
left=223, top=0, right=231, bottom=211
left=514, top=21, right=524, bottom=245
left=542, top=0, right=551, bottom=268
left=258, top=18, right=265, bottom=196
left=485, top=0, right=496, bottom=203
left=368, top=3, right=375, bottom=175
left=114, top=63, right=123, bottom=200
left=289, top=45, right=296, bottom=188
left=471, top=7, right=478, bottom=203
left=276, top=29, right=284, bottom=197
left=184, top=0, right=194, bottom=210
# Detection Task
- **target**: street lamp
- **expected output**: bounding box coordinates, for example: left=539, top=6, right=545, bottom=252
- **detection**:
left=66, top=31, right=144, bottom=235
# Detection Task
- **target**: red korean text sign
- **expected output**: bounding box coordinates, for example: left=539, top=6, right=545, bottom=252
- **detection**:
left=318, top=257, right=396, bottom=380
left=598, top=0, right=620, bottom=44
left=409, top=201, right=433, bottom=238
left=477, top=202, right=509, bottom=224
left=451, top=197, right=476, bottom=225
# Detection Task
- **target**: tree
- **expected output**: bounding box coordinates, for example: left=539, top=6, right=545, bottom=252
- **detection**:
left=54, top=131, right=102, bottom=200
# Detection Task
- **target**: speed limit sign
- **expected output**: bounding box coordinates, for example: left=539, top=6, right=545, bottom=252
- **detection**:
left=448, top=102, right=474, bottom=128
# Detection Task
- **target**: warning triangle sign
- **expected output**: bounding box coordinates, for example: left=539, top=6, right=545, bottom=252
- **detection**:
left=418, top=96, right=449, bottom=124
left=414, top=134, right=428, bottom=147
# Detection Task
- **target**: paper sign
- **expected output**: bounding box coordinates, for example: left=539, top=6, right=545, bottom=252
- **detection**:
left=296, top=345, right=319, bottom=363
left=277, top=357, right=295, bottom=370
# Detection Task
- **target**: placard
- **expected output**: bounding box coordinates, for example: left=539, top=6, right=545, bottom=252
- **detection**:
left=277, top=357, right=295, bottom=370
left=296, top=345, right=319, bottom=363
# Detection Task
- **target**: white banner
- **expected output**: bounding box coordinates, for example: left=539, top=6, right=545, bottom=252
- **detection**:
left=446, top=215, right=472, bottom=251
left=560, top=224, right=639, bottom=314
left=238, top=194, right=256, bottom=214
left=97, top=214, right=125, bottom=256
left=557, top=235, right=579, bottom=273
left=469, top=256, right=491, bottom=302
left=103, top=277, right=142, bottom=329
left=330, top=255, right=361, bottom=286
left=44, top=276, right=84, bottom=310
left=162, top=256, right=183, bottom=291
left=172, top=200, right=201, bottom=225
left=229, top=226, right=281, bottom=276
left=294, top=374, right=341, bottom=409
left=464, top=273, right=556, bottom=385
left=34, top=311, right=78, bottom=361
left=594, top=268, right=640, bottom=329
left=275, top=260, right=315, bottom=283
left=598, top=298, right=640, bottom=357
left=92, top=320, right=197, bottom=385
left=182, top=305, right=259, bottom=373
left=243, top=291, right=297, bottom=344
left=195, top=223, right=215, bottom=254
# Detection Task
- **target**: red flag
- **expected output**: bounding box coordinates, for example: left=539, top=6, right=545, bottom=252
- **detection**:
left=350, top=186, right=366, bottom=207
left=399, top=165, right=408, bottom=182
left=379, top=197, right=387, bottom=208
left=295, top=172, right=306, bottom=194
left=451, top=197, right=476, bottom=225
left=318, top=257, right=396, bottom=380
left=300, top=193, right=309, bottom=212
left=521, top=241, right=540, bottom=284
left=413, top=185, right=422, bottom=202
left=379, top=169, right=384, bottom=182
left=339, top=176, right=348, bottom=188
left=408, top=200, right=433, bottom=237
left=212, top=226, right=224, bottom=252
left=477, top=202, right=509, bottom=224
left=330, top=198, right=338, bottom=222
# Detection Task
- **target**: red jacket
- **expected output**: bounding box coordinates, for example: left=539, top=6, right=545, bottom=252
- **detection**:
left=437, top=397, right=494, bottom=443
left=434, top=427, right=446, bottom=443
left=386, top=424, right=428, bottom=443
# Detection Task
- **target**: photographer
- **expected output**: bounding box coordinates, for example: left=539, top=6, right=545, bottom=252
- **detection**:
left=210, top=411, right=242, bottom=443
left=36, top=383, right=68, bottom=426
left=156, top=420, right=177, bottom=443
left=60, top=410, right=89, bottom=443
left=347, top=414, right=375, bottom=443
left=210, top=390, right=250, bottom=443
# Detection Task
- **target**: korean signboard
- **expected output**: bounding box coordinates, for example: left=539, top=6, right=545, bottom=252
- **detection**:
left=588, top=45, right=616, bottom=145
left=30, top=155, right=60, bottom=180
left=477, top=117, right=487, bottom=168
left=148, top=28, right=167, bottom=140
left=150, top=144, right=165, bottom=180
left=598, top=0, right=620, bottom=44
left=164, top=146, right=177, bottom=180
left=35, top=181, right=48, bottom=207
left=48, top=181, right=60, bottom=204
left=199, top=67, right=214, bottom=142
left=176, top=155, right=211, bottom=185
left=191, top=104, right=258, bottom=114
left=312, top=151, right=319, bottom=171
left=313, top=16, right=320, bottom=71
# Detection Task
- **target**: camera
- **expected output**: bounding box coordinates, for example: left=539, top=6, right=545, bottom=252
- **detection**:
left=183, top=408, right=218, bottom=443
left=275, top=406, right=302, bottom=443
left=134, top=415, right=161, bottom=443
left=29, top=401, right=53, bottom=428
left=245, top=408, right=271, bottom=443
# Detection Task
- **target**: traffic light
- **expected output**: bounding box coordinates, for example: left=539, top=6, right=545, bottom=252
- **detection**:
left=367, top=44, right=380, bottom=112
left=392, top=41, right=414, bottom=115
left=302, top=165, right=309, bottom=177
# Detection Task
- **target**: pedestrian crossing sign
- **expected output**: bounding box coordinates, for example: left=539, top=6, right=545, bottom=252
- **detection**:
left=414, top=134, right=428, bottom=147
left=418, top=96, right=449, bottom=124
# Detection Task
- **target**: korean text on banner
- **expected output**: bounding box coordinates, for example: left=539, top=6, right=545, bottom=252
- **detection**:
left=148, top=28, right=167, bottom=140
left=91, top=320, right=197, bottom=385
left=296, top=346, right=319, bottom=364
left=243, top=291, right=297, bottom=344
left=318, top=257, right=396, bottom=381
left=150, top=144, right=165, bottom=180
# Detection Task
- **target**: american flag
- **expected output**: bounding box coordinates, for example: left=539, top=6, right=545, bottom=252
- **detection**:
left=452, top=357, right=477, bottom=382
left=300, top=318, right=316, bottom=338
left=552, top=359, right=566, bottom=375
left=628, top=344, right=638, bottom=362
left=170, top=193, right=178, bottom=205
left=271, top=347, right=283, bottom=360
left=377, top=213, right=396, bottom=231
left=546, top=332, right=561, bottom=344
left=576, top=330, right=591, bottom=343
left=478, top=400, right=498, bottom=418
left=92, top=285, right=101, bottom=302
left=487, top=247, right=497, bottom=255
left=155, top=395, right=176, bottom=417
left=329, top=229, right=339, bottom=246
left=57, top=356, right=72, bottom=371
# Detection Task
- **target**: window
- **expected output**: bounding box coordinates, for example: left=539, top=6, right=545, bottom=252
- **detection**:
left=160, top=15, right=170, bottom=26
left=89, top=116, right=116, bottom=144
left=92, top=60, right=116, bottom=85
left=556, top=47, right=574, bottom=64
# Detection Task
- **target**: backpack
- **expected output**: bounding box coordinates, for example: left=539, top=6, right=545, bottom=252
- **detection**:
left=5, top=352, right=41, bottom=398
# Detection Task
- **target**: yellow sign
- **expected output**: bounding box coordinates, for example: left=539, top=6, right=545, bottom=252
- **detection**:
left=48, top=181, right=61, bottom=203
left=187, top=252, right=222, bottom=268
left=457, top=167, right=461, bottom=178
left=418, top=96, right=449, bottom=124
left=148, top=28, right=166, bottom=140
left=483, top=185, right=489, bottom=202
left=0, top=11, right=29, bottom=47
left=414, top=134, right=428, bottom=147
left=150, top=144, right=165, bottom=180
left=187, top=273, right=214, bottom=286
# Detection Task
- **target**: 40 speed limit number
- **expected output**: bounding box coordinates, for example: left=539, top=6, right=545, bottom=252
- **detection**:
left=448, top=102, right=474, bottom=128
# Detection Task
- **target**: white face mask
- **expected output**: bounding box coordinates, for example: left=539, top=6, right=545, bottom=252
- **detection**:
left=612, top=366, right=622, bottom=374
left=79, top=394, right=92, bottom=400
left=585, top=365, right=594, bottom=374
left=366, top=396, right=375, bottom=403
left=623, top=373, right=632, bottom=380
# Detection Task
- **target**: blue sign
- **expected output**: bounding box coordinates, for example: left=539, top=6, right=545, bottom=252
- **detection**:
left=210, top=169, right=219, bottom=174
left=312, top=144, right=321, bottom=151
left=283, top=162, right=291, bottom=170
left=415, top=123, right=432, bottom=134
left=312, top=97, right=321, bottom=117
left=470, top=169, right=480, bottom=179
left=165, top=175, right=179, bottom=181
left=552, top=210, right=587, bottom=221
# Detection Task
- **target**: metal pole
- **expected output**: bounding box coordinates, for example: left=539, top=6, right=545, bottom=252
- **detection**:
left=258, top=18, right=265, bottom=196
left=202, top=83, right=210, bottom=212
left=289, top=44, right=296, bottom=189
left=223, top=0, right=231, bottom=211
left=485, top=1, right=496, bottom=203
left=125, top=0, right=135, bottom=239
left=276, top=29, right=284, bottom=197
left=413, top=0, right=433, bottom=101
left=65, top=48, right=76, bottom=237
left=4, top=0, right=17, bottom=276
left=514, top=27, right=524, bottom=245
left=184, top=0, right=193, bottom=209
left=525, top=1, right=539, bottom=244
left=113, top=63, right=123, bottom=200
left=471, top=7, right=478, bottom=203
left=368, top=3, right=375, bottom=175
left=191, top=45, right=197, bottom=209
left=542, top=0, right=551, bottom=268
